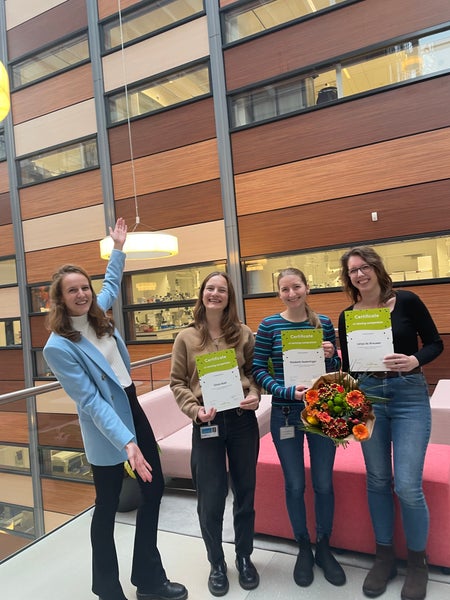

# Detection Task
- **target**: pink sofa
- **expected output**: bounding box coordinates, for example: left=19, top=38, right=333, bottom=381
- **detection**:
left=138, top=385, right=272, bottom=480
left=254, top=433, right=450, bottom=569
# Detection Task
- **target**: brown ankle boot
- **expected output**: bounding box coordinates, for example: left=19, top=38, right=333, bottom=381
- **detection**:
left=363, top=544, right=397, bottom=598
left=401, top=550, right=428, bottom=600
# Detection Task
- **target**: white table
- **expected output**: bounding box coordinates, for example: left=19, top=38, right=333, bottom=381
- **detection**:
left=430, top=379, right=450, bottom=445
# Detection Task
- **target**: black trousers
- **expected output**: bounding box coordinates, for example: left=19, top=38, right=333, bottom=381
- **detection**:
left=191, top=408, right=259, bottom=565
left=91, top=383, right=166, bottom=599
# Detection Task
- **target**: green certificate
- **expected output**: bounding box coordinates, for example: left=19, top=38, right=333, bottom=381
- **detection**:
left=345, top=308, right=394, bottom=372
left=281, top=329, right=325, bottom=387
left=196, top=349, right=244, bottom=412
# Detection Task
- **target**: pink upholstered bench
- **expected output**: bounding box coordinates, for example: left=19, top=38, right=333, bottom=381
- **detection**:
left=254, top=433, right=450, bottom=569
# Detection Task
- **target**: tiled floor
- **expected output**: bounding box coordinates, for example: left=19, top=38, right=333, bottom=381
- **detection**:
left=1, top=489, right=449, bottom=600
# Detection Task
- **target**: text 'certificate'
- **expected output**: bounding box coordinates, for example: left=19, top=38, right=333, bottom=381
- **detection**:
left=345, top=308, right=394, bottom=372
left=281, top=329, right=325, bottom=388
left=196, top=349, right=244, bottom=412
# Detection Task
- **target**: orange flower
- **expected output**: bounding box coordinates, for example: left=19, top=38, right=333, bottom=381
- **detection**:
left=352, top=423, right=369, bottom=441
left=305, top=389, right=319, bottom=404
left=346, top=390, right=365, bottom=407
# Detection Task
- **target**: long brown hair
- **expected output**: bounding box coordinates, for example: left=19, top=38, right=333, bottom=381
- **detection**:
left=193, top=271, right=241, bottom=349
left=277, top=267, right=321, bottom=328
left=340, top=246, right=394, bottom=304
left=46, top=264, right=114, bottom=342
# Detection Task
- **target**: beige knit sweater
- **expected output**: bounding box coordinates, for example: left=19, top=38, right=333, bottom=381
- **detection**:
left=170, top=324, right=260, bottom=422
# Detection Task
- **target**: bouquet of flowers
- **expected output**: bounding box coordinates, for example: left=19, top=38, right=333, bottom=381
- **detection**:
left=301, top=372, right=377, bottom=447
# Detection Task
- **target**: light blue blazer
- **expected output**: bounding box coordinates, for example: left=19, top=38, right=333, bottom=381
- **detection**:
left=43, top=250, right=137, bottom=466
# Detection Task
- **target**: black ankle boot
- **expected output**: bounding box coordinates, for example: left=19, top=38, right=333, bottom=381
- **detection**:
left=401, top=549, right=428, bottom=600
left=294, top=537, right=314, bottom=587
left=315, top=535, right=346, bottom=586
left=208, top=560, right=229, bottom=597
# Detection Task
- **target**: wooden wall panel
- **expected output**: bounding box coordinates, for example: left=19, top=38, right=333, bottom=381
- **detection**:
left=30, top=315, right=50, bottom=348
left=0, top=224, right=14, bottom=256
left=0, top=349, right=25, bottom=381
left=42, top=479, right=95, bottom=515
left=109, top=98, right=216, bottom=164
left=0, top=534, right=30, bottom=563
left=0, top=192, right=12, bottom=225
left=0, top=412, right=29, bottom=443
left=0, top=162, right=10, bottom=194
left=6, top=0, right=87, bottom=60
left=25, top=241, right=105, bottom=284
left=112, top=139, right=220, bottom=200
left=98, top=0, right=139, bottom=20
left=235, top=128, right=450, bottom=216
left=245, top=284, right=450, bottom=335
left=20, top=170, right=103, bottom=220
left=238, top=180, right=450, bottom=257
left=12, top=63, right=94, bottom=124
left=116, top=179, right=223, bottom=230
left=231, top=76, right=450, bottom=174
left=224, top=0, right=450, bottom=90
left=38, top=413, right=83, bottom=448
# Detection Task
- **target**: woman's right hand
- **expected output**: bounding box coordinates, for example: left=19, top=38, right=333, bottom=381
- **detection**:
left=125, top=441, right=153, bottom=482
left=294, top=385, right=307, bottom=401
left=197, top=406, right=217, bottom=423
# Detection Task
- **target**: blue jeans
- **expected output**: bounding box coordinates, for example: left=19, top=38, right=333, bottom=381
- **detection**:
left=191, top=408, right=259, bottom=564
left=271, top=403, right=336, bottom=541
left=358, top=373, right=431, bottom=551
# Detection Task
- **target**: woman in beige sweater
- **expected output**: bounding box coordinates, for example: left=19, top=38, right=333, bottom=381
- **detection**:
left=170, top=272, right=260, bottom=597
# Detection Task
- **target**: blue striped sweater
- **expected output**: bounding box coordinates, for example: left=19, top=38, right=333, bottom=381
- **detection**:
left=252, top=313, right=340, bottom=405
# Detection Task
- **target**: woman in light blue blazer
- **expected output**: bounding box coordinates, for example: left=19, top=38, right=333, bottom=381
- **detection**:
left=43, top=219, right=187, bottom=600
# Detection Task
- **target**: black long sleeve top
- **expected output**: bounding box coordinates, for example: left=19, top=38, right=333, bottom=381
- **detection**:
left=338, top=289, right=443, bottom=372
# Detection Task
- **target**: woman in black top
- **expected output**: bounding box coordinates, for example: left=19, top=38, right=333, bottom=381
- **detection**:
left=338, top=246, right=443, bottom=600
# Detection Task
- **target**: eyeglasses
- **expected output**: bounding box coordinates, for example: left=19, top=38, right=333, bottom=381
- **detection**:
left=348, top=264, right=373, bottom=277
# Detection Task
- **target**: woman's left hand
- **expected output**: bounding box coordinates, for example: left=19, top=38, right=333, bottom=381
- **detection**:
left=125, top=441, right=153, bottom=482
left=240, top=394, right=259, bottom=411
left=110, top=217, right=128, bottom=251
left=322, top=341, right=335, bottom=359
left=383, top=353, right=419, bottom=372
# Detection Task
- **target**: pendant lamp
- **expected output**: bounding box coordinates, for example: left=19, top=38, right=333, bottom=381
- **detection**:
left=100, top=1, right=178, bottom=260
left=0, top=61, right=11, bottom=121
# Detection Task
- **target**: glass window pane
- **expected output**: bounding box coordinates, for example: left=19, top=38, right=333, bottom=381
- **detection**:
left=18, top=138, right=98, bottom=185
left=0, top=129, right=5, bottom=161
left=243, top=235, right=450, bottom=295
left=223, top=0, right=349, bottom=44
left=40, top=448, right=92, bottom=482
left=0, top=319, right=21, bottom=347
left=0, top=445, right=30, bottom=472
left=103, top=0, right=204, bottom=50
left=0, top=504, right=35, bottom=536
left=108, top=63, right=210, bottom=123
left=12, top=34, right=89, bottom=88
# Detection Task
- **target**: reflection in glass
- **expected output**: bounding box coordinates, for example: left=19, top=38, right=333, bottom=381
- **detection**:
left=0, top=319, right=21, bottom=347
left=11, top=34, right=89, bottom=88
left=0, top=445, right=30, bottom=472
left=230, top=28, right=450, bottom=128
left=18, top=138, right=98, bottom=186
left=243, top=235, right=450, bottom=295
left=223, top=0, right=349, bottom=44
left=0, top=504, right=35, bottom=536
left=40, top=448, right=92, bottom=481
left=108, top=63, right=210, bottom=124
left=103, top=0, right=204, bottom=50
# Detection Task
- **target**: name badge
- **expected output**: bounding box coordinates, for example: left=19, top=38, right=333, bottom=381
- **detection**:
left=200, top=424, right=219, bottom=439
left=280, top=425, right=295, bottom=440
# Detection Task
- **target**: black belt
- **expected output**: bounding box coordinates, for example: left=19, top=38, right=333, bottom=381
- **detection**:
left=366, top=367, right=422, bottom=379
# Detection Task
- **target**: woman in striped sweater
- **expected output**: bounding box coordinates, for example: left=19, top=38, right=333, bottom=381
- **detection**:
left=252, top=267, right=345, bottom=589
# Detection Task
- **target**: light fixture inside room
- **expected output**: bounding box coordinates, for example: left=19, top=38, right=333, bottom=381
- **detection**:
left=0, top=61, right=11, bottom=121
left=100, top=1, right=178, bottom=260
